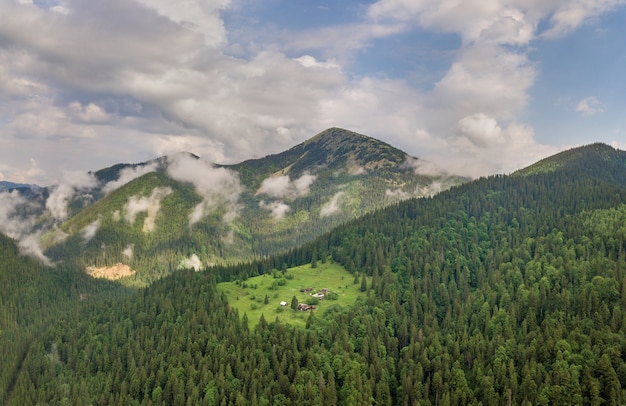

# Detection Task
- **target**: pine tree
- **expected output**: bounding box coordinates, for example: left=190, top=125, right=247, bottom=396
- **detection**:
left=291, top=296, right=298, bottom=310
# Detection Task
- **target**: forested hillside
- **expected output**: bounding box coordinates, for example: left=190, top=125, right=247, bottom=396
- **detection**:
left=42, top=128, right=464, bottom=285
left=0, top=234, right=125, bottom=404
left=3, top=143, right=626, bottom=404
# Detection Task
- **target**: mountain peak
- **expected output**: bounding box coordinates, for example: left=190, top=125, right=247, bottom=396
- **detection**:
left=306, top=127, right=369, bottom=144
left=296, top=127, right=408, bottom=172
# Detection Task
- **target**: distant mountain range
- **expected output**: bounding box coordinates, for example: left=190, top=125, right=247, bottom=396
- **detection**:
left=4, top=131, right=625, bottom=288
left=6, top=128, right=465, bottom=284
left=0, top=180, right=40, bottom=191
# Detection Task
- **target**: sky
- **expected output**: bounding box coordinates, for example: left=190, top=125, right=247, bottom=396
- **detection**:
left=1, top=0, right=625, bottom=185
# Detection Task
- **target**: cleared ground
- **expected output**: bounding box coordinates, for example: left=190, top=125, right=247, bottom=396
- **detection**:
left=218, top=260, right=371, bottom=328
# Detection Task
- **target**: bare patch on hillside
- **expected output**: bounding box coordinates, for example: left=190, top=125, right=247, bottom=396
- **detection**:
left=86, top=263, right=135, bottom=280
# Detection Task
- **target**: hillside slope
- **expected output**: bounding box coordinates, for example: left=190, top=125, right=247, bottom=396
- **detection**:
left=42, top=128, right=465, bottom=284
left=5, top=143, right=626, bottom=404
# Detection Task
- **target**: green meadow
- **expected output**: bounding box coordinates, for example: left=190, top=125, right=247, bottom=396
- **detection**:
left=218, top=260, right=371, bottom=328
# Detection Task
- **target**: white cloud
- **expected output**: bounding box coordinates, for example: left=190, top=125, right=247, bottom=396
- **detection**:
left=179, top=253, right=203, bottom=271
left=293, top=173, right=316, bottom=195
left=320, top=192, right=344, bottom=218
left=102, top=162, right=159, bottom=194
left=402, top=157, right=448, bottom=177
left=257, top=176, right=291, bottom=199
left=0, top=190, right=37, bottom=240
left=0, top=0, right=622, bottom=185
left=123, top=244, right=134, bottom=260
left=46, top=171, right=98, bottom=220
left=457, top=113, right=504, bottom=147
left=259, top=200, right=291, bottom=220
left=124, top=187, right=173, bottom=233
left=67, top=102, right=110, bottom=123
left=257, top=172, right=317, bottom=200
left=543, top=0, right=626, bottom=38
left=166, top=153, right=242, bottom=225
left=18, top=232, right=53, bottom=266
left=576, top=96, right=604, bottom=116
left=293, top=55, right=341, bottom=70
left=81, top=219, right=101, bottom=242
left=135, top=0, right=231, bottom=47
left=431, top=44, right=536, bottom=120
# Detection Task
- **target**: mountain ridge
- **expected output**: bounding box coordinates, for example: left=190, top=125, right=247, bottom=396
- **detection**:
left=34, top=127, right=466, bottom=284
left=513, top=142, right=626, bottom=179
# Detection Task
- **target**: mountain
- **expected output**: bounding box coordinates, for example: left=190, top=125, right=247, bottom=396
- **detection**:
left=4, top=142, right=626, bottom=404
left=514, top=142, right=626, bottom=184
left=0, top=180, right=40, bottom=191
left=39, top=128, right=466, bottom=284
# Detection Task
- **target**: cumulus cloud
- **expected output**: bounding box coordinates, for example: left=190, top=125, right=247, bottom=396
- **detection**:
left=102, top=162, right=159, bottom=194
left=259, top=200, right=291, bottom=220
left=457, top=113, right=504, bottom=147
left=179, top=253, right=203, bottom=271
left=68, top=101, right=110, bottom=123
left=320, top=192, right=344, bottom=218
left=257, top=172, right=317, bottom=200
left=124, top=187, right=173, bottom=233
left=166, top=153, right=242, bottom=225
left=576, top=96, right=604, bottom=116
left=0, top=0, right=622, bottom=185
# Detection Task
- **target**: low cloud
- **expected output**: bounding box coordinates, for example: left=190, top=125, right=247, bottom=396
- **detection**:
left=0, top=190, right=54, bottom=265
left=102, top=162, right=159, bottom=194
left=257, top=172, right=317, bottom=200
left=320, top=192, right=344, bottom=217
left=257, top=176, right=291, bottom=199
left=403, top=156, right=448, bottom=177
left=259, top=200, right=291, bottom=220
left=18, top=232, right=53, bottom=267
left=179, top=253, right=203, bottom=271
left=124, top=187, right=173, bottom=233
left=386, top=189, right=410, bottom=200
left=419, top=181, right=445, bottom=197
left=81, top=219, right=101, bottom=242
left=123, top=244, right=133, bottom=260
left=167, top=153, right=242, bottom=225
left=46, top=171, right=98, bottom=221
left=0, top=190, right=38, bottom=240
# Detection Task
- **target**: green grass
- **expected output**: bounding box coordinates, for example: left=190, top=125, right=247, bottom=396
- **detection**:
left=218, top=260, right=370, bottom=328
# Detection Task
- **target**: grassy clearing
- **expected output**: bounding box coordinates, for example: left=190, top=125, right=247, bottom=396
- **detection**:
left=218, top=260, right=370, bottom=328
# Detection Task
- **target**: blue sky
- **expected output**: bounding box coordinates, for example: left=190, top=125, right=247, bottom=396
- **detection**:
left=527, top=7, right=626, bottom=145
left=0, top=0, right=625, bottom=185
